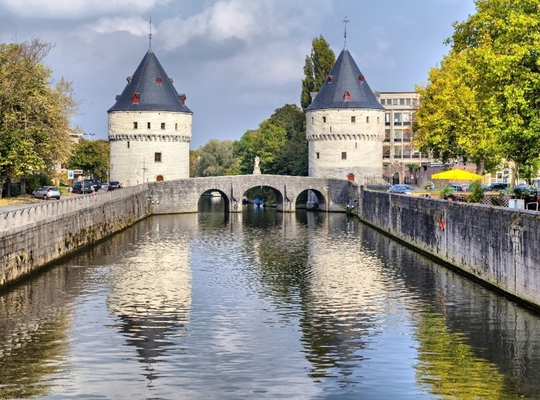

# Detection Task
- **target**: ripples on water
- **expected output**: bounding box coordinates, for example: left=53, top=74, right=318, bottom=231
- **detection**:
left=1, top=204, right=540, bottom=399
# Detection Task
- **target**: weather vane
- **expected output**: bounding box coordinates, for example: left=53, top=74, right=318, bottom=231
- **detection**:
left=343, top=17, right=350, bottom=48
left=149, top=16, right=152, bottom=49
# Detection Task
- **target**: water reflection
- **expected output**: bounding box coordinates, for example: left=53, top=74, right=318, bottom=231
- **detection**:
left=1, top=203, right=540, bottom=398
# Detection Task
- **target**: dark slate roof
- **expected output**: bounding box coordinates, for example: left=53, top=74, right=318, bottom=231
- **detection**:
left=108, top=49, right=192, bottom=113
left=307, top=48, right=384, bottom=111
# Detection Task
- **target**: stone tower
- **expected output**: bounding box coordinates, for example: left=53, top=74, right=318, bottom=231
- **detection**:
left=108, top=48, right=192, bottom=187
left=306, top=47, right=385, bottom=184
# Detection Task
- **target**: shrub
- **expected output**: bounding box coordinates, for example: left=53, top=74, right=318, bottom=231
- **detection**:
left=467, top=180, right=485, bottom=203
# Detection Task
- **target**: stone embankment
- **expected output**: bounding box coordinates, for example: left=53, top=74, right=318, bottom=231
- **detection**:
left=358, top=187, right=540, bottom=310
left=0, top=185, right=151, bottom=289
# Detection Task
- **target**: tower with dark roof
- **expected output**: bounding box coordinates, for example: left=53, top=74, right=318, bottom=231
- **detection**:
left=108, top=48, right=192, bottom=186
left=306, top=47, right=385, bottom=184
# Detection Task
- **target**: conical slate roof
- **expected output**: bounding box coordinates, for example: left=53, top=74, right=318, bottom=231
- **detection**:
left=307, top=48, right=384, bottom=111
left=108, top=49, right=191, bottom=113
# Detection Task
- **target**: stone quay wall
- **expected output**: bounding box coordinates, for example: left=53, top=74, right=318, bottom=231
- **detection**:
left=0, top=184, right=151, bottom=289
left=358, top=188, right=540, bottom=309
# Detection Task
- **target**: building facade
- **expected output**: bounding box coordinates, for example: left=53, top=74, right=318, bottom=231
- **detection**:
left=305, top=48, right=386, bottom=185
left=108, top=48, right=192, bottom=187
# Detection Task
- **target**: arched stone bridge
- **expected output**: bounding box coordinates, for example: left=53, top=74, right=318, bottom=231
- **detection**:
left=148, top=175, right=358, bottom=213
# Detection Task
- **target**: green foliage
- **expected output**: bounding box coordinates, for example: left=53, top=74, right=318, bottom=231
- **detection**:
left=300, top=36, right=336, bottom=109
left=439, top=186, right=454, bottom=199
left=193, top=139, right=240, bottom=177
left=68, top=139, right=109, bottom=181
left=416, top=0, right=540, bottom=180
left=467, top=180, right=485, bottom=203
left=0, top=39, right=78, bottom=195
left=234, top=104, right=307, bottom=176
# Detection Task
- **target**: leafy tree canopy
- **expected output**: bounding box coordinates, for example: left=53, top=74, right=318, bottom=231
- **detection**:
left=68, top=139, right=110, bottom=181
left=193, top=139, right=240, bottom=177
left=0, top=39, right=78, bottom=195
left=415, top=0, right=540, bottom=180
left=301, top=36, right=335, bottom=110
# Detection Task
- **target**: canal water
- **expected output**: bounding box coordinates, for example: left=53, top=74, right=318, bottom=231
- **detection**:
left=1, top=200, right=540, bottom=399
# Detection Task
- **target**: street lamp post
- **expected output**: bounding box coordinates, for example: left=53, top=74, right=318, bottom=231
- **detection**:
left=84, top=132, right=96, bottom=140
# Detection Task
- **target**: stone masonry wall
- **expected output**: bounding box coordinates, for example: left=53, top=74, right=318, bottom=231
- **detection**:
left=0, top=185, right=151, bottom=289
left=359, top=188, right=540, bottom=309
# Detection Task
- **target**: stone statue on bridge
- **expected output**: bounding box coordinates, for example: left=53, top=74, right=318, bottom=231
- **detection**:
left=253, top=156, right=261, bottom=175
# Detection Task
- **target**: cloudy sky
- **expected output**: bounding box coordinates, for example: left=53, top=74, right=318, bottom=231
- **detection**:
left=0, top=0, right=477, bottom=149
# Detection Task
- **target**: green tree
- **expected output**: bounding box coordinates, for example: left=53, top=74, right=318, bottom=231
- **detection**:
left=193, top=139, right=240, bottom=177
left=269, top=104, right=308, bottom=176
left=68, top=139, right=110, bottom=181
left=0, top=39, right=78, bottom=196
left=416, top=0, right=540, bottom=181
left=300, top=36, right=336, bottom=110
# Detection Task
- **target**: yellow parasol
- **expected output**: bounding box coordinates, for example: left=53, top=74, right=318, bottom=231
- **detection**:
left=431, top=169, right=483, bottom=181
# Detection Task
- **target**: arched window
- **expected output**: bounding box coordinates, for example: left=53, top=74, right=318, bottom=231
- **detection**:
left=343, top=91, right=350, bottom=102
left=347, top=173, right=355, bottom=181
left=156, top=175, right=164, bottom=182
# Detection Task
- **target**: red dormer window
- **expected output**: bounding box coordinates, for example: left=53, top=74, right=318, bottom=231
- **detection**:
left=343, top=91, right=350, bottom=102
left=359, top=75, right=365, bottom=83
left=156, top=76, right=163, bottom=85
left=132, top=92, right=140, bottom=104
left=327, top=75, right=333, bottom=83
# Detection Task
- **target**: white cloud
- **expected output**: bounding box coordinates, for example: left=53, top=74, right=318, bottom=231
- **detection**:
left=85, top=16, right=152, bottom=37
left=0, top=0, right=170, bottom=19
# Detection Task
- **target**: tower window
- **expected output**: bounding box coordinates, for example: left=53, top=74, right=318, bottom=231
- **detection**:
left=127, top=141, right=130, bottom=149
left=377, top=117, right=380, bottom=123
left=366, top=116, right=369, bottom=123
left=161, top=123, right=166, bottom=130
left=156, top=76, right=163, bottom=85
left=359, top=75, right=365, bottom=83
left=175, top=123, right=178, bottom=130
left=316, top=152, right=320, bottom=159
left=132, top=92, right=139, bottom=104
left=342, top=152, right=347, bottom=160
left=147, top=122, right=151, bottom=129
left=133, top=122, right=138, bottom=129
left=343, top=91, right=350, bottom=102
left=327, top=75, right=333, bottom=83
left=351, top=116, right=356, bottom=123
left=155, top=152, right=162, bottom=162
left=322, top=116, right=327, bottom=123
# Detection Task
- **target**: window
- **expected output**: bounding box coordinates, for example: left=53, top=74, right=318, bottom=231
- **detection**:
left=366, top=116, right=369, bottom=123
left=147, top=122, right=151, bottom=129
left=400, top=98, right=405, bottom=105
left=316, top=152, right=320, bottom=159
left=385, top=113, right=390, bottom=125
left=155, top=152, right=162, bottom=162
left=394, top=129, right=403, bottom=141
left=312, top=117, right=314, bottom=123
left=343, top=91, right=351, bottom=102
left=380, top=99, right=386, bottom=105
left=351, top=116, right=356, bottom=123
left=133, top=122, right=138, bottom=129
left=161, top=122, right=166, bottom=130
left=322, top=116, right=327, bottom=123
left=412, top=98, right=418, bottom=106
left=175, top=123, right=178, bottom=130
left=385, top=129, right=391, bottom=141
left=406, top=98, right=411, bottom=105
left=394, top=147, right=402, bottom=157
left=377, top=116, right=380, bottom=123
left=132, top=92, right=139, bottom=104
left=127, top=141, right=130, bottom=149
left=341, top=152, right=347, bottom=160
left=394, top=113, right=402, bottom=123
left=392, top=99, right=398, bottom=105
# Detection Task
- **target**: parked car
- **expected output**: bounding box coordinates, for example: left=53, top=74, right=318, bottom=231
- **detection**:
left=487, top=182, right=509, bottom=191
left=100, top=182, right=109, bottom=190
left=72, top=181, right=94, bottom=194
left=108, top=181, right=122, bottom=190
left=447, top=183, right=467, bottom=192
left=387, top=184, right=415, bottom=195
left=32, top=186, right=61, bottom=200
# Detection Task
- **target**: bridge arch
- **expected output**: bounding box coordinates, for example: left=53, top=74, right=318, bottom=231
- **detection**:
left=149, top=175, right=357, bottom=214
